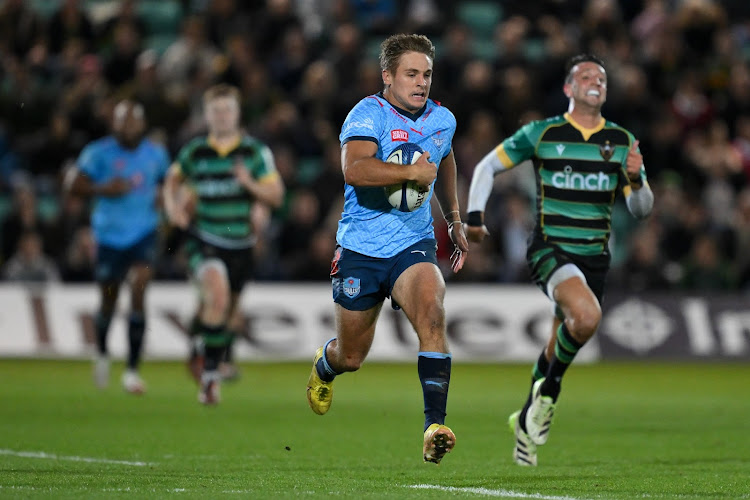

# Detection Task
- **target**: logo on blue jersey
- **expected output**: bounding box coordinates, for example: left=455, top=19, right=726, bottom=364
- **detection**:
left=344, top=117, right=375, bottom=133
left=343, top=277, right=361, bottom=298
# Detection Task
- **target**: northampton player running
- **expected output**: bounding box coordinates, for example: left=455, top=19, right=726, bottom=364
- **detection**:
left=466, top=54, right=654, bottom=466
left=163, top=84, right=284, bottom=405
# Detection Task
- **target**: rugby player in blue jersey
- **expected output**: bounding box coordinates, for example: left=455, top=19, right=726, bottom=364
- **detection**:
left=305, top=34, right=469, bottom=465
left=466, top=54, right=654, bottom=465
left=66, top=100, right=170, bottom=394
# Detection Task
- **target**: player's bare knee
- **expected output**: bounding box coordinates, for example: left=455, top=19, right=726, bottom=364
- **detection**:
left=205, top=290, right=229, bottom=318
left=420, top=300, right=445, bottom=331
left=567, top=308, right=601, bottom=342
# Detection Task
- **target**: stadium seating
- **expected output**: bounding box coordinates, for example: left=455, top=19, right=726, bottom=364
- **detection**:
left=457, top=2, right=503, bottom=38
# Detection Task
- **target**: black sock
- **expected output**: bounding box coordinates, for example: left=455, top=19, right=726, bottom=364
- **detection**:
left=223, top=330, right=236, bottom=363
left=519, top=350, right=550, bottom=433
left=201, top=322, right=227, bottom=372
left=418, top=353, right=451, bottom=432
left=95, top=311, right=113, bottom=356
left=127, top=311, right=146, bottom=370
left=541, top=323, right=583, bottom=401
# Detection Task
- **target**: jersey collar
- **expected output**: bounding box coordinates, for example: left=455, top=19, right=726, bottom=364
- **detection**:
left=377, top=91, right=427, bottom=121
left=208, top=133, right=242, bottom=157
left=564, top=112, right=605, bottom=141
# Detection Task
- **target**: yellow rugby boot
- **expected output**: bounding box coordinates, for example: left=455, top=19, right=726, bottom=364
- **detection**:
left=306, top=347, right=334, bottom=415
left=423, top=423, right=456, bottom=464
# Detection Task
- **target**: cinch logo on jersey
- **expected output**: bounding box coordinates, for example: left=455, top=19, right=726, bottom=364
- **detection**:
left=551, top=165, right=611, bottom=190
left=391, top=129, right=408, bottom=141
left=195, top=179, right=244, bottom=197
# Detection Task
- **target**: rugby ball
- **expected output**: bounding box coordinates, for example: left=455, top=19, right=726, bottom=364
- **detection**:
left=384, top=143, right=430, bottom=212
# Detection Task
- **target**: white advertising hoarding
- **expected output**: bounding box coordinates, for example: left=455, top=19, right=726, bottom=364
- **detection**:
left=0, top=283, right=575, bottom=362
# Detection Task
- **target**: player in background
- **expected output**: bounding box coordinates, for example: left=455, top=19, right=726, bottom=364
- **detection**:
left=466, top=54, right=654, bottom=466
left=65, top=100, right=170, bottom=394
left=305, top=33, right=469, bottom=465
left=163, top=84, right=284, bottom=405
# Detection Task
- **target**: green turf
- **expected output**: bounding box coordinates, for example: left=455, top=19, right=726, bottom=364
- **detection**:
left=1, top=359, right=748, bottom=499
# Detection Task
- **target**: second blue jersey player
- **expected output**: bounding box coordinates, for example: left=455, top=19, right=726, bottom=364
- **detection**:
left=305, top=33, right=469, bottom=465
left=66, top=100, right=169, bottom=395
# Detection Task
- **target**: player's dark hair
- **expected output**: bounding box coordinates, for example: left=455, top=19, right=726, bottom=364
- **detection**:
left=379, top=34, right=435, bottom=74
left=203, top=83, right=241, bottom=104
left=564, top=54, right=606, bottom=83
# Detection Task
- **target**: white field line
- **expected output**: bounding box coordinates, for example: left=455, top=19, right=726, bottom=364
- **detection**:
left=0, top=448, right=155, bottom=467
left=409, top=484, right=585, bottom=500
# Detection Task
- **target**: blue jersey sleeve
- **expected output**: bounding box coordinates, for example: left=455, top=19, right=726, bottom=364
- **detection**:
left=441, top=109, right=457, bottom=160
left=77, top=143, right=103, bottom=182
left=339, top=96, right=385, bottom=145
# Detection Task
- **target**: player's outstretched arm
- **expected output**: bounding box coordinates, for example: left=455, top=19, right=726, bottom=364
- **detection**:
left=465, top=148, right=505, bottom=243
left=434, top=149, right=468, bottom=273
left=341, top=140, right=436, bottom=188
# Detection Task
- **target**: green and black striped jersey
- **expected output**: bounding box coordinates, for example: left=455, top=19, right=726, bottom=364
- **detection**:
left=495, top=113, right=647, bottom=256
left=175, top=134, right=278, bottom=249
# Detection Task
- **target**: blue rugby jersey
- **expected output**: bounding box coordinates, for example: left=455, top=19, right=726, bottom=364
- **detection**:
left=337, top=92, right=456, bottom=257
left=77, top=136, right=169, bottom=248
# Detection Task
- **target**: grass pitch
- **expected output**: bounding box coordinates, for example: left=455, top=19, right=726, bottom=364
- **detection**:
left=0, top=359, right=748, bottom=499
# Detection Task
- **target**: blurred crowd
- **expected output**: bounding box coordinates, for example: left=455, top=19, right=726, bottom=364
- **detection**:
left=1, top=0, right=750, bottom=293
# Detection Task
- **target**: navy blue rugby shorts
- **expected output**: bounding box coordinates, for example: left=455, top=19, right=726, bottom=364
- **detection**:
left=331, top=238, right=438, bottom=311
left=95, top=231, right=158, bottom=283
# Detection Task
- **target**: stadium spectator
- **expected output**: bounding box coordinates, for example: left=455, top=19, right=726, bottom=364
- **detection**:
left=205, top=0, right=251, bottom=49
left=0, top=0, right=45, bottom=59
left=60, top=225, right=96, bottom=282
left=252, top=0, right=301, bottom=59
left=681, top=232, right=735, bottom=290
left=44, top=190, right=90, bottom=263
left=15, top=112, right=86, bottom=190
left=0, top=185, right=55, bottom=264
left=466, top=54, right=654, bottom=466
left=115, top=49, right=190, bottom=142
left=59, top=54, right=110, bottom=141
left=305, top=34, right=468, bottom=467
left=2, top=230, right=60, bottom=283
left=268, top=25, right=312, bottom=95
left=278, top=188, right=321, bottom=278
left=158, top=15, right=220, bottom=100
left=103, top=21, right=142, bottom=87
left=97, top=0, right=147, bottom=46
left=611, top=223, right=672, bottom=291
left=65, top=100, right=170, bottom=395
left=47, top=0, right=95, bottom=55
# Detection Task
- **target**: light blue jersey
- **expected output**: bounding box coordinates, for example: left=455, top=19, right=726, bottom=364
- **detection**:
left=78, top=136, right=169, bottom=248
left=338, top=92, right=456, bottom=257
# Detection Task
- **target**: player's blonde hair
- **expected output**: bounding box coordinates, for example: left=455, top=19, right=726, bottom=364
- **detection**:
left=202, top=83, right=241, bottom=105
left=379, top=34, right=435, bottom=74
